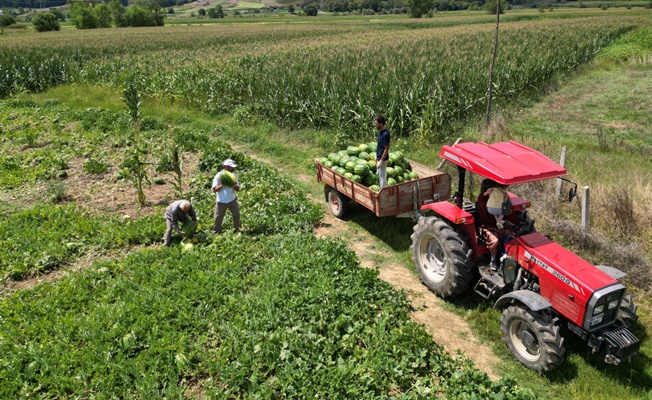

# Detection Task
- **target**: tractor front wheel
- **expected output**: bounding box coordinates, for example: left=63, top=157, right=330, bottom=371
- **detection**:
left=410, top=216, right=473, bottom=298
left=616, top=293, right=638, bottom=330
left=501, top=305, right=566, bottom=373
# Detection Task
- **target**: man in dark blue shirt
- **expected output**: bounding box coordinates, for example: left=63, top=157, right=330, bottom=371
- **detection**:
left=374, top=114, right=390, bottom=188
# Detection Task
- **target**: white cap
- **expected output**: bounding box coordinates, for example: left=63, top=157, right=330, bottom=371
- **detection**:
left=223, top=159, right=237, bottom=168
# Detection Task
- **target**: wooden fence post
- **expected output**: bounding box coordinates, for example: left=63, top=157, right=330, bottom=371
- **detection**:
left=581, top=186, right=590, bottom=232
left=556, top=146, right=567, bottom=197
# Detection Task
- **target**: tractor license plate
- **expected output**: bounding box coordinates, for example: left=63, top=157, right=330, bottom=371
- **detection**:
left=591, top=313, right=604, bottom=326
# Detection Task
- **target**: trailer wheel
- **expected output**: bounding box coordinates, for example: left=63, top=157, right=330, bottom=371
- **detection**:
left=327, top=187, right=349, bottom=219
left=616, top=293, right=638, bottom=330
left=410, top=216, right=472, bottom=298
left=501, top=305, right=566, bottom=373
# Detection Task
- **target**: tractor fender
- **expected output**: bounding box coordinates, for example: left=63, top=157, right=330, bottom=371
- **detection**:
left=595, top=265, right=627, bottom=281
left=494, top=290, right=552, bottom=312
left=420, top=201, right=474, bottom=225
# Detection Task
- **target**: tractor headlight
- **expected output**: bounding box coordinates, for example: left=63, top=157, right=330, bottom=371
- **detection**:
left=593, top=305, right=605, bottom=315
left=608, top=300, right=619, bottom=310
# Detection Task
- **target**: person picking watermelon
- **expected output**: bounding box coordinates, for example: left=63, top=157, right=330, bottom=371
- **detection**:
left=374, top=114, right=390, bottom=188
left=212, top=158, right=241, bottom=234
left=164, top=200, right=198, bottom=247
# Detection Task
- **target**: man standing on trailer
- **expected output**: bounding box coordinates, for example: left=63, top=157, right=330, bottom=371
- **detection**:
left=374, top=114, right=390, bottom=188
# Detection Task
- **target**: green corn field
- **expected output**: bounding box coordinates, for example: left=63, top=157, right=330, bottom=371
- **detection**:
left=0, top=13, right=648, bottom=140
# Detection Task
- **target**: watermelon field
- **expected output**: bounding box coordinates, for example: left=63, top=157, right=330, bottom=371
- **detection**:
left=1, top=8, right=652, bottom=399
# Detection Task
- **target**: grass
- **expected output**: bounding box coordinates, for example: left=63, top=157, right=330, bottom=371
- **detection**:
left=126, top=58, right=652, bottom=398
left=4, top=15, right=652, bottom=398
left=0, top=97, right=538, bottom=399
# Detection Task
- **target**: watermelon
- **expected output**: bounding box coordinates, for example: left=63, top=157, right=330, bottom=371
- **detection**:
left=367, top=160, right=376, bottom=171
left=363, top=174, right=377, bottom=186
left=347, top=146, right=361, bottom=156
left=344, top=172, right=354, bottom=179
left=354, top=162, right=370, bottom=176
left=396, top=176, right=404, bottom=183
left=328, top=153, right=339, bottom=163
left=367, top=142, right=376, bottom=153
left=358, top=143, right=368, bottom=152
left=389, top=152, right=402, bottom=165
left=386, top=167, right=396, bottom=178
left=319, top=157, right=328, bottom=164
left=369, top=185, right=380, bottom=192
left=409, top=171, right=419, bottom=180
left=394, top=166, right=403, bottom=176
left=345, top=161, right=356, bottom=173
left=324, top=160, right=333, bottom=168
left=388, top=178, right=397, bottom=186
left=352, top=174, right=362, bottom=183
left=359, top=151, right=369, bottom=160
left=220, top=171, right=236, bottom=186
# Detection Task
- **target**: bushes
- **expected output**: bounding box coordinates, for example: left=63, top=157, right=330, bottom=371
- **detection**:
left=0, top=14, right=16, bottom=27
left=32, top=12, right=60, bottom=32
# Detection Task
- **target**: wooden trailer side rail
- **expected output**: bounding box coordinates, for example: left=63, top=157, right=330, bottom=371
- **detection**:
left=316, top=160, right=451, bottom=217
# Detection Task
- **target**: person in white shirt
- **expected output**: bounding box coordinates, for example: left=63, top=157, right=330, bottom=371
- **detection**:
left=211, top=159, right=241, bottom=234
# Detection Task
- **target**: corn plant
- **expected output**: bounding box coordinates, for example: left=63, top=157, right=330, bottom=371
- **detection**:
left=120, top=145, right=149, bottom=207
left=122, top=83, right=141, bottom=132
left=156, top=146, right=184, bottom=198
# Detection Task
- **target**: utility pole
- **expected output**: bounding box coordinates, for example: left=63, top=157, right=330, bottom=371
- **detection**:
left=485, top=0, right=500, bottom=127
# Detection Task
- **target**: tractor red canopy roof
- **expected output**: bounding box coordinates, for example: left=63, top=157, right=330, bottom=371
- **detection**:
left=439, top=141, right=567, bottom=185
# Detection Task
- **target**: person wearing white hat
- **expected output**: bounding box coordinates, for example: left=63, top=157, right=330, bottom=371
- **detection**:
left=211, top=159, right=241, bottom=234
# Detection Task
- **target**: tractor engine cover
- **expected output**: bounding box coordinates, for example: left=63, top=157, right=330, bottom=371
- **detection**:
left=505, top=232, right=622, bottom=329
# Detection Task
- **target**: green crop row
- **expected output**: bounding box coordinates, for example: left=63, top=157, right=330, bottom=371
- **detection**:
left=0, top=232, right=535, bottom=398
left=2, top=14, right=649, bottom=142
left=79, top=16, right=642, bottom=142
left=0, top=97, right=322, bottom=281
left=0, top=205, right=161, bottom=282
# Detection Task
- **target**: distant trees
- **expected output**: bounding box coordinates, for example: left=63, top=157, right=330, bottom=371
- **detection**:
left=32, top=11, right=60, bottom=31
left=207, top=5, right=224, bottom=18
left=484, top=0, right=504, bottom=14
left=67, top=0, right=164, bottom=29
left=406, top=0, right=433, bottom=17
left=304, top=3, right=318, bottom=14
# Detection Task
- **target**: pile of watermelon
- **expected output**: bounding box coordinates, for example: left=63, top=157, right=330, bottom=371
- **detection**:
left=319, top=142, right=419, bottom=192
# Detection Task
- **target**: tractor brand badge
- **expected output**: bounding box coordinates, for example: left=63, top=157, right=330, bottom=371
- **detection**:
left=524, top=251, right=584, bottom=295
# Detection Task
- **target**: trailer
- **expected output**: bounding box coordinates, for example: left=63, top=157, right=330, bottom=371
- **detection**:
left=316, top=159, right=451, bottom=219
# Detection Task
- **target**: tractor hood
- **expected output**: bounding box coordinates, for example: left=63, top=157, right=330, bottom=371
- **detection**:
left=439, top=141, right=567, bottom=185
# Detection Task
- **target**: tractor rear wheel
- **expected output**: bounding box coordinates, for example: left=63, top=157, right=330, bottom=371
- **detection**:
left=410, top=216, right=473, bottom=298
left=327, top=187, right=349, bottom=219
left=616, top=293, right=638, bottom=330
left=501, top=305, right=566, bottom=373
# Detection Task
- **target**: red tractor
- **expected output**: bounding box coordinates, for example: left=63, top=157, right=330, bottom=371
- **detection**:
left=411, top=141, right=640, bottom=373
